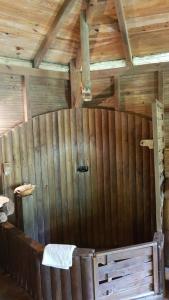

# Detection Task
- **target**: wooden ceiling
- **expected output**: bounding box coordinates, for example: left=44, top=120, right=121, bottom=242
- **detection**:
left=0, top=0, right=169, bottom=66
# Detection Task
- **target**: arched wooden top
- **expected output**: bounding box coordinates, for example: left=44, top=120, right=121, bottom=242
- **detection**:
left=0, top=108, right=155, bottom=248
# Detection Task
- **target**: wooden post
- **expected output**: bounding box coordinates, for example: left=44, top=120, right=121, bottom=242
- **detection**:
left=23, top=75, right=31, bottom=122
left=80, top=10, right=92, bottom=102
left=158, top=71, right=164, bottom=104
left=70, top=59, right=83, bottom=107
left=154, top=232, right=165, bottom=294
left=152, top=100, right=164, bottom=232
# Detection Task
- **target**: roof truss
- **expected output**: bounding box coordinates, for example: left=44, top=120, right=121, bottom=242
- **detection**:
left=33, top=0, right=79, bottom=68
left=114, top=0, right=133, bottom=66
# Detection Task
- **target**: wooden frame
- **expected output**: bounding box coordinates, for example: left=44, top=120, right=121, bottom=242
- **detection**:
left=93, top=234, right=164, bottom=299
left=114, top=0, right=132, bottom=66
left=152, top=100, right=165, bottom=232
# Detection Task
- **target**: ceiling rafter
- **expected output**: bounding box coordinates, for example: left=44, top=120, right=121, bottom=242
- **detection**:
left=114, top=0, right=133, bottom=66
left=33, top=0, right=79, bottom=68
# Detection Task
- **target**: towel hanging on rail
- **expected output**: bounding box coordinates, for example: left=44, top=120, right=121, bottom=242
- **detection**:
left=42, top=244, right=76, bottom=270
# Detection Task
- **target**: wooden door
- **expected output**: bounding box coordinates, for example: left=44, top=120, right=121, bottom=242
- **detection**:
left=0, top=108, right=155, bottom=248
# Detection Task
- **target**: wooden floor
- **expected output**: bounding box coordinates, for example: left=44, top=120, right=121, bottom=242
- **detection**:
left=0, top=269, right=32, bottom=300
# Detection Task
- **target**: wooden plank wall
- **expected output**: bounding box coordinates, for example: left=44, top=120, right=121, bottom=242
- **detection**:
left=0, top=73, right=69, bottom=135
left=88, top=72, right=158, bottom=116
left=29, top=76, right=69, bottom=117
left=0, top=74, right=24, bottom=135
left=0, top=108, right=155, bottom=249
left=0, top=70, right=160, bottom=135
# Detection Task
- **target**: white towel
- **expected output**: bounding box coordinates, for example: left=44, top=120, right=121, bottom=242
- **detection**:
left=42, top=244, right=76, bottom=269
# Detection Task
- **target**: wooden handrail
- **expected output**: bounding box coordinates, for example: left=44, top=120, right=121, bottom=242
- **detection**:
left=0, top=222, right=95, bottom=300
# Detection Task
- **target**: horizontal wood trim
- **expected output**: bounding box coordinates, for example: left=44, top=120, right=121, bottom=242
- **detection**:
left=0, top=64, right=69, bottom=80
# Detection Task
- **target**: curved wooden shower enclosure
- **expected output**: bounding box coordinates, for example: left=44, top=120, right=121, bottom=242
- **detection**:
left=0, top=108, right=155, bottom=249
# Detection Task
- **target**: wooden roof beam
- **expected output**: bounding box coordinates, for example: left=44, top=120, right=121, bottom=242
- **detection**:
left=114, top=0, right=133, bottom=66
left=33, top=0, right=78, bottom=68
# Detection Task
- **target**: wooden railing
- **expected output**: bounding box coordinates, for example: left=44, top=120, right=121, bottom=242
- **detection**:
left=0, top=223, right=164, bottom=300
left=0, top=223, right=95, bottom=300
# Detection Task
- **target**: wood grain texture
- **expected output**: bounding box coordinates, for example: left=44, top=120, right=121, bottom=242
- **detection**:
left=94, top=242, right=160, bottom=299
left=0, top=74, right=69, bottom=135
left=0, top=74, right=24, bottom=135
left=0, top=222, right=95, bottom=300
left=0, top=108, right=155, bottom=248
left=1, top=0, right=169, bottom=64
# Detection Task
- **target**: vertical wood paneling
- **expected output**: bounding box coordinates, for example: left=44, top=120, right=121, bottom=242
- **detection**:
left=89, top=109, right=98, bottom=248
left=0, top=108, right=155, bottom=248
left=142, top=119, right=151, bottom=242
left=70, top=109, right=80, bottom=245
left=52, top=112, right=63, bottom=243
left=76, top=109, right=86, bottom=247
left=135, top=116, right=144, bottom=243
left=115, top=111, right=124, bottom=246
left=58, top=110, right=69, bottom=243
left=121, top=112, right=129, bottom=246
left=25, top=121, right=38, bottom=240
left=128, top=114, right=136, bottom=243
left=39, top=114, right=50, bottom=244
left=3, top=131, right=15, bottom=224
left=95, top=109, right=104, bottom=248
left=64, top=110, right=74, bottom=244
left=19, top=123, right=32, bottom=236
left=33, top=117, right=45, bottom=244
left=102, top=110, right=111, bottom=248
left=108, top=110, right=118, bottom=247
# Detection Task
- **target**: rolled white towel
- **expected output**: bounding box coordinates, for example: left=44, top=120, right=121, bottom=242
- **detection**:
left=42, top=244, right=76, bottom=269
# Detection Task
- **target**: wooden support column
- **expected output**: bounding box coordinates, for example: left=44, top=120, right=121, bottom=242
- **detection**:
left=23, top=75, right=31, bottom=122
left=152, top=100, right=164, bottom=233
left=158, top=71, right=164, bottom=103
left=80, top=10, right=92, bottom=102
left=70, top=59, right=82, bottom=107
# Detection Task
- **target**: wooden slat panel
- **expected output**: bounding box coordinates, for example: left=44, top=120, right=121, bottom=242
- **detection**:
left=29, top=77, right=69, bottom=117
left=33, top=117, right=45, bottom=244
left=135, top=116, right=144, bottom=243
left=58, top=110, right=69, bottom=243
left=39, top=114, right=51, bottom=244
left=0, top=74, right=24, bottom=135
left=94, top=242, right=159, bottom=299
left=0, top=108, right=155, bottom=249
